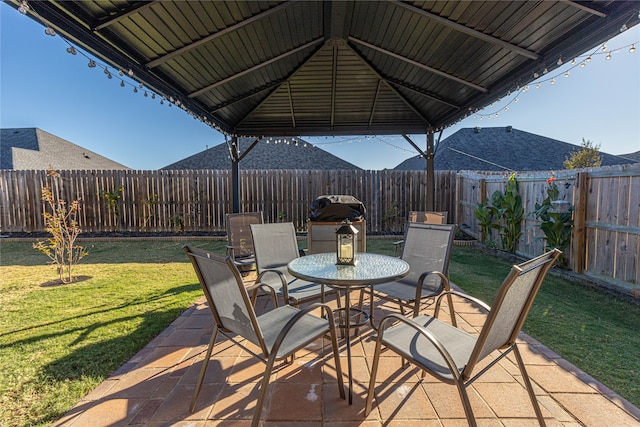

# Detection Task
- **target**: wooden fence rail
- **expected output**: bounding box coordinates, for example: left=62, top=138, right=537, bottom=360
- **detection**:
left=1, top=165, right=638, bottom=289
left=0, top=169, right=457, bottom=234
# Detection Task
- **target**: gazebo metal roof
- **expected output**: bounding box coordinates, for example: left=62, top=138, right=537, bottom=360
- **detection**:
left=8, top=0, right=638, bottom=212
left=9, top=0, right=639, bottom=138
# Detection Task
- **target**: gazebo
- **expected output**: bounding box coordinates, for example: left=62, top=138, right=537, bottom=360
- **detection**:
left=10, top=0, right=639, bottom=211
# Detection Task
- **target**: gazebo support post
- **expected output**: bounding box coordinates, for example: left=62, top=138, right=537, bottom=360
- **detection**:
left=229, top=135, right=240, bottom=213
left=426, top=131, right=435, bottom=211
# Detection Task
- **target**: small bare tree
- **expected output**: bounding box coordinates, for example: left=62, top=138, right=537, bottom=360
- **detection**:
left=33, top=170, right=88, bottom=283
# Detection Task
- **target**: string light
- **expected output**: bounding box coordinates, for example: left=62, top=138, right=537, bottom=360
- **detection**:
left=17, top=1, right=29, bottom=14
left=13, top=0, right=224, bottom=135
left=474, top=29, right=639, bottom=121
left=12, top=0, right=640, bottom=140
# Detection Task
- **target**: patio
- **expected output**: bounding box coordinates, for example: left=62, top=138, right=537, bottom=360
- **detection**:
left=52, top=279, right=640, bottom=426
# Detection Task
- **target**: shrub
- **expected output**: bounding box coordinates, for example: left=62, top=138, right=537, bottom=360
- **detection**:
left=33, top=170, right=89, bottom=283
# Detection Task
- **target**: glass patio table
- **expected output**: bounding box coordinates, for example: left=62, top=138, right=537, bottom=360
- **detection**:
left=288, top=252, right=410, bottom=404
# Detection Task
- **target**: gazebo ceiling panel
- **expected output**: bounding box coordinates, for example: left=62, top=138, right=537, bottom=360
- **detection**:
left=12, top=0, right=638, bottom=137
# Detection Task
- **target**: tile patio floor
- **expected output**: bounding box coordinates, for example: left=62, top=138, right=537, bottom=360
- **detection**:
left=52, top=281, right=640, bottom=427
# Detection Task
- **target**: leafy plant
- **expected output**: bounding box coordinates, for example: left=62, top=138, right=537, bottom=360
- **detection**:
left=33, top=170, right=89, bottom=283
left=382, top=203, right=402, bottom=233
left=139, top=193, right=159, bottom=227
left=99, top=185, right=124, bottom=226
left=169, top=215, right=185, bottom=232
left=476, top=173, right=524, bottom=253
left=474, top=200, right=496, bottom=242
left=532, top=176, right=573, bottom=265
left=490, top=173, right=524, bottom=253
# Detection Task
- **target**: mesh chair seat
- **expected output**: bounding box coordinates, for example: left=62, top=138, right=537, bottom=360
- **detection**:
left=258, top=304, right=332, bottom=358
left=372, top=277, right=443, bottom=304
left=380, top=314, right=477, bottom=381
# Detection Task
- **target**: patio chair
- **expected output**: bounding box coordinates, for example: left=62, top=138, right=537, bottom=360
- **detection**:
left=251, top=222, right=337, bottom=306
left=225, top=211, right=263, bottom=273
left=365, top=249, right=562, bottom=427
left=363, top=222, right=457, bottom=327
left=393, top=211, right=448, bottom=255
left=183, top=246, right=345, bottom=427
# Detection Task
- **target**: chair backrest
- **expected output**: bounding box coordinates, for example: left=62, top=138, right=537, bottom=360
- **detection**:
left=183, top=245, right=265, bottom=351
left=226, top=212, right=264, bottom=259
left=463, top=249, right=561, bottom=377
left=250, top=222, right=301, bottom=273
left=400, top=222, right=456, bottom=289
left=409, top=211, right=447, bottom=224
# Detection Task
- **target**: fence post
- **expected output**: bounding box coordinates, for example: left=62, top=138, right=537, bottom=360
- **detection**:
left=570, top=171, right=587, bottom=273
left=478, top=178, right=487, bottom=242
left=455, top=173, right=462, bottom=226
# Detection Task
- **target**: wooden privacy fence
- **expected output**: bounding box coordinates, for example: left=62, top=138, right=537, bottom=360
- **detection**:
left=1, top=165, right=638, bottom=289
left=456, top=163, right=640, bottom=289
left=0, top=169, right=457, bottom=235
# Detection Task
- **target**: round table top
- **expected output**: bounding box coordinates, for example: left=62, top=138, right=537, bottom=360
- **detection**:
left=288, top=252, right=410, bottom=287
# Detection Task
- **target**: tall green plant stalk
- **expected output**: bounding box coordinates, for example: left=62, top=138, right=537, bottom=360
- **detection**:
left=489, top=173, right=523, bottom=253
left=495, top=173, right=523, bottom=252
left=33, top=170, right=88, bottom=283
left=474, top=200, right=495, bottom=243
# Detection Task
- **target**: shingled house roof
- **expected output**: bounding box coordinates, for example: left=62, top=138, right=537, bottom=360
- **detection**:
left=162, top=137, right=361, bottom=171
left=1, top=128, right=130, bottom=170
left=394, top=127, right=637, bottom=171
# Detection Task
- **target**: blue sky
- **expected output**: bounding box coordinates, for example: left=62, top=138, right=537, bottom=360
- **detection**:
left=1, top=3, right=638, bottom=170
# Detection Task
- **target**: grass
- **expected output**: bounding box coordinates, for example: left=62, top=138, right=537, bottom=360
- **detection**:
left=0, top=239, right=227, bottom=427
left=1, top=238, right=639, bottom=427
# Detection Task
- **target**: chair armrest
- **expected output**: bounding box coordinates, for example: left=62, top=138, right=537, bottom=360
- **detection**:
left=226, top=245, right=245, bottom=259
left=377, top=313, right=461, bottom=379
left=256, top=269, right=290, bottom=302
left=246, top=281, right=279, bottom=308
left=435, top=290, right=491, bottom=314
left=414, top=270, right=448, bottom=298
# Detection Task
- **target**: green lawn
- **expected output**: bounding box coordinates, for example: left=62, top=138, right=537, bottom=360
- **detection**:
left=0, top=238, right=638, bottom=427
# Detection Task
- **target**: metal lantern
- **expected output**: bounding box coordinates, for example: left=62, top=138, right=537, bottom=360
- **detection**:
left=336, top=220, right=358, bottom=265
